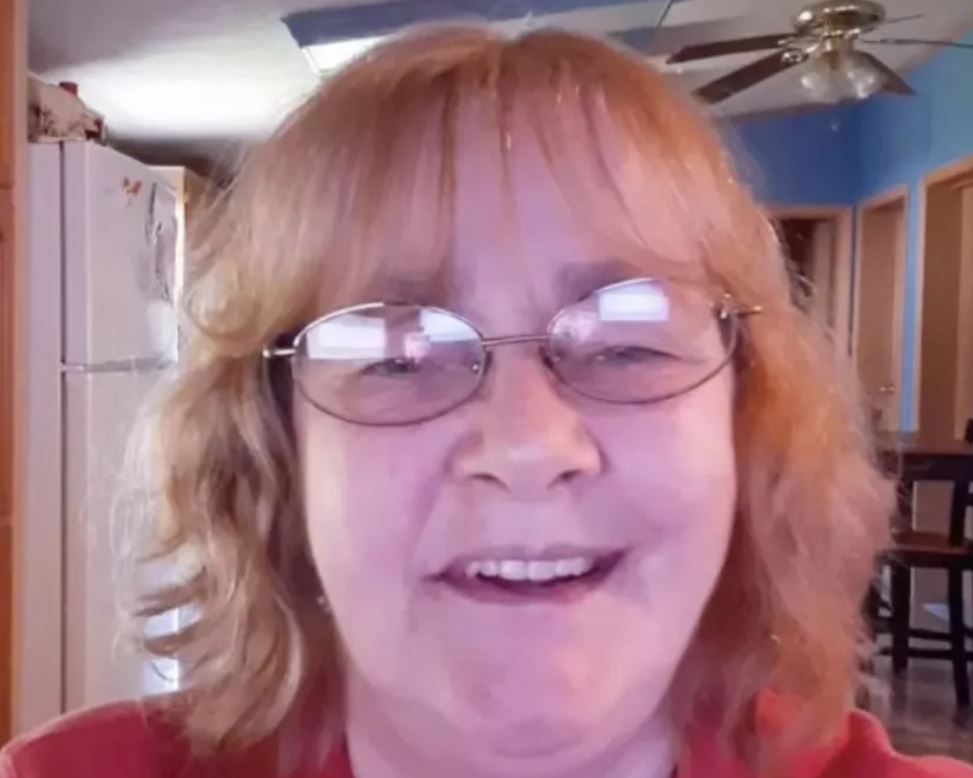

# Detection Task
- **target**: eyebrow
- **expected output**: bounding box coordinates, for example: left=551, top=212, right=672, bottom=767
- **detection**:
left=383, top=275, right=439, bottom=302
left=555, top=254, right=693, bottom=301
left=371, top=271, right=452, bottom=306
left=377, top=253, right=693, bottom=308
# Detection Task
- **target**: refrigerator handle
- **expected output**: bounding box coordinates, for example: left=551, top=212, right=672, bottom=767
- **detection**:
left=61, top=356, right=175, bottom=374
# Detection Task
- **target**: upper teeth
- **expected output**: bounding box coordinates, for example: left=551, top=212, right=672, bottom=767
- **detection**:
left=464, top=557, right=596, bottom=583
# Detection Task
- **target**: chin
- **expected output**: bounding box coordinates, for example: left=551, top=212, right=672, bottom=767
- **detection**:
left=445, top=672, right=624, bottom=759
left=462, top=708, right=590, bottom=760
left=432, top=646, right=672, bottom=763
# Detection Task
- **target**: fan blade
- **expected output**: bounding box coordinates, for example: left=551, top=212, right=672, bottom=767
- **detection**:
left=881, top=14, right=924, bottom=26
left=859, top=52, right=915, bottom=96
left=619, top=0, right=677, bottom=54
left=862, top=37, right=973, bottom=51
left=694, top=52, right=797, bottom=104
left=668, top=34, right=792, bottom=64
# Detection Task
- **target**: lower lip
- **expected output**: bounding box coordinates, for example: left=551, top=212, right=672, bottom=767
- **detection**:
left=437, top=553, right=624, bottom=606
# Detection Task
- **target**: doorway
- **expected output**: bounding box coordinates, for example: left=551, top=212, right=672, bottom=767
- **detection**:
left=911, top=158, right=973, bottom=631
left=771, top=206, right=854, bottom=355
left=919, top=160, right=973, bottom=440
left=855, top=189, right=908, bottom=433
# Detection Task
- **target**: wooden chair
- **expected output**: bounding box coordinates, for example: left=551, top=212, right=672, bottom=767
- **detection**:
left=885, top=419, right=973, bottom=708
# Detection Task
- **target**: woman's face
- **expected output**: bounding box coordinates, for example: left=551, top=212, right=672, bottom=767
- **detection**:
left=295, top=113, right=737, bottom=760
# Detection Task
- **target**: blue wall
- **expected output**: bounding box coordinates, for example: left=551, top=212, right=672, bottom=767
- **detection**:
left=726, top=105, right=858, bottom=206
left=731, top=32, right=973, bottom=430
left=855, top=30, right=973, bottom=200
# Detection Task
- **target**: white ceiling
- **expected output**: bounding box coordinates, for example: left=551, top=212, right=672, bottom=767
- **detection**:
left=28, top=0, right=973, bottom=166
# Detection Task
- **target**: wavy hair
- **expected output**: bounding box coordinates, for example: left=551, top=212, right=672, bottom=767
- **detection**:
left=129, top=24, right=892, bottom=772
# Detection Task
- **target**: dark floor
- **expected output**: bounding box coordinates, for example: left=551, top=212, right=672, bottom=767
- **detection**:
left=870, top=656, right=973, bottom=764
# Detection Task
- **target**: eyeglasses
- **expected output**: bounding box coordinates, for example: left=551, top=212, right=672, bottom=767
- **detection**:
left=262, top=277, right=762, bottom=426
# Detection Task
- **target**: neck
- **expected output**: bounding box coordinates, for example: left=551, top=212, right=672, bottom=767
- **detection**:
left=343, top=673, right=677, bottom=778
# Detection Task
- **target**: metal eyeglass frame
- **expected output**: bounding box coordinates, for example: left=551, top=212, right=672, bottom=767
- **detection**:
left=262, top=277, right=764, bottom=426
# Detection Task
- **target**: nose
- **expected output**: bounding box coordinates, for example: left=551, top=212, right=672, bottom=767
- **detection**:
left=450, top=351, right=602, bottom=498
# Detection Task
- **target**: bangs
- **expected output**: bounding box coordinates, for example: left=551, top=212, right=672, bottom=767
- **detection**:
left=244, top=26, right=770, bottom=330
left=194, top=26, right=776, bottom=358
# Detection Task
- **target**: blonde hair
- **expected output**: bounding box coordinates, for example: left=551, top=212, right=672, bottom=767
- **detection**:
left=132, top=25, right=891, bottom=772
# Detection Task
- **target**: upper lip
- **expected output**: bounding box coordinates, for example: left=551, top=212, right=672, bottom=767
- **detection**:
left=436, top=544, right=624, bottom=579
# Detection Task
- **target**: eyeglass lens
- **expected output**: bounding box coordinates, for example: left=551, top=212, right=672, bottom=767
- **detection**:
left=292, top=279, right=736, bottom=425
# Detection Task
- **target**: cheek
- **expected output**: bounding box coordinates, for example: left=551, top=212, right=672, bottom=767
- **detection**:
left=602, top=373, right=736, bottom=572
left=624, top=367, right=733, bottom=490
left=295, top=409, right=436, bottom=610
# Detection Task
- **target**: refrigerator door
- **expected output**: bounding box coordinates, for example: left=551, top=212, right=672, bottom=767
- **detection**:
left=61, top=142, right=178, bottom=367
left=57, top=142, right=181, bottom=710
left=63, top=368, right=179, bottom=711
left=17, top=144, right=67, bottom=733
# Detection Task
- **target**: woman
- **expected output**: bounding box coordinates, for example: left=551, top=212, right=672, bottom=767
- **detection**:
left=3, top=25, right=969, bottom=778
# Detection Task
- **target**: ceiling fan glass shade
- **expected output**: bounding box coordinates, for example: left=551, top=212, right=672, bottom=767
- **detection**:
left=799, top=49, right=884, bottom=102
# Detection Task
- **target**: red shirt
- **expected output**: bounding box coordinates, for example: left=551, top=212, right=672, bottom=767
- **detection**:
left=1, top=702, right=971, bottom=777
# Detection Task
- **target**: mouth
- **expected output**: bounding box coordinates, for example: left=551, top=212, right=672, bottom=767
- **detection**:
left=436, top=549, right=625, bottom=605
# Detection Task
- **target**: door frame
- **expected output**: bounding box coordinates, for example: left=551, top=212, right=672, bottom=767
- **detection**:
left=853, top=185, right=909, bottom=432
left=917, top=154, right=973, bottom=435
left=769, top=204, right=855, bottom=355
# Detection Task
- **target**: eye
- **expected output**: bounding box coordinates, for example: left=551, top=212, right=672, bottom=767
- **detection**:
left=361, top=357, right=426, bottom=377
left=591, top=345, right=675, bottom=365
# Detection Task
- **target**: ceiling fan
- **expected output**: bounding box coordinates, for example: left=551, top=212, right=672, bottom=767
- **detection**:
left=666, top=0, right=973, bottom=105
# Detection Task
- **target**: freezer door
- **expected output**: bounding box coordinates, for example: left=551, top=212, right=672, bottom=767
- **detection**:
left=61, top=142, right=178, bottom=367
left=63, top=369, right=179, bottom=711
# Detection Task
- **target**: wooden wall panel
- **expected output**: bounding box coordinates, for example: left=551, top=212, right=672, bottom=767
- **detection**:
left=0, top=0, right=13, bottom=188
left=1, top=0, right=26, bottom=747
left=1, top=189, right=11, bottom=519
left=0, top=524, right=9, bottom=744
left=1, top=0, right=14, bottom=743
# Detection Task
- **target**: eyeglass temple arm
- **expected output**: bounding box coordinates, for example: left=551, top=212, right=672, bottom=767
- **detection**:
left=720, top=300, right=764, bottom=319
left=263, top=346, right=297, bottom=360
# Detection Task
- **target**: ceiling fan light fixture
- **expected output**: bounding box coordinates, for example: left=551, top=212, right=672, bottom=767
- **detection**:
left=799, top=48, right=884, bottom=102
left=844, top=50, right=885, bottom=97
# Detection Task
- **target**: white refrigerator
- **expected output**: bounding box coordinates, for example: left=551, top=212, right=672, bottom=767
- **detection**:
left=18, top=141, right=182, bottom=733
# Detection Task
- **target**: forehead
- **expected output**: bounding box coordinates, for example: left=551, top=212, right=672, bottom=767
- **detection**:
left=385, top=105, right=704, bottom=310
left=339, top=95, right=708, bottom=317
